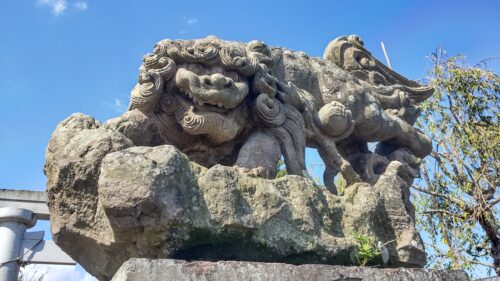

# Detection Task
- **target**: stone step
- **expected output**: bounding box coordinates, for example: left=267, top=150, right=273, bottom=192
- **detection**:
left=111, top=259, right=468, bottom=281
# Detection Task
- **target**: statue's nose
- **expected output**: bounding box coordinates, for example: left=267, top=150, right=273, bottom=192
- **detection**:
left=202, top=73, right=231, bottom=89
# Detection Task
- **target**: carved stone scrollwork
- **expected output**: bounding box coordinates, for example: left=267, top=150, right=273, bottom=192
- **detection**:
left=317, top=101, right=354, bottom=139
left=324, top=35, right=434, bottom=100
left=254, top=94, right=285, bottom=127
left=323, top=35, right=434, bottom=126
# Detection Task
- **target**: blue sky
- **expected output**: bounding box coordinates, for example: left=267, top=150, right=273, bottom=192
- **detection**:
left=1, top=0, right=499, bottom=280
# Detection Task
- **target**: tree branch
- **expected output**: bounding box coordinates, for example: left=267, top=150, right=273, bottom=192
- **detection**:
left=411, top=185, right=473, bottom=212
left=423, top=209, right=467, bottom=220
left=487, top=197, right=500, bottom=209
left=465, top=259, right=495, bottom=269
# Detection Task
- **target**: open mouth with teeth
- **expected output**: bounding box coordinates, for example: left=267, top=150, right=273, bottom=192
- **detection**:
left=174, top=66, right=250, bottom=110
left=178, top=87, right=231, bottom=109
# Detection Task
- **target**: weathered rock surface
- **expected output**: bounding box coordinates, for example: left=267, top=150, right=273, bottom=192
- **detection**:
left=111, top=259, right=469, bottom=281
left=46, top=113, right=426, bottom=281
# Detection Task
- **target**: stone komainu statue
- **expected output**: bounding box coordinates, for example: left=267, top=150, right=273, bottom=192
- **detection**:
left=117, top=35, right=432, bottom=194
left=45, top=35, right=435, bottom=280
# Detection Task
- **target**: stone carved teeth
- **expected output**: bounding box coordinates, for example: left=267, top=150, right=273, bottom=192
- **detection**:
left=182, top=89, right=226, bottom=108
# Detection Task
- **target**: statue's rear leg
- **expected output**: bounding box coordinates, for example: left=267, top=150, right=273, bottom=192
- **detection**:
left=356, top=109, right=431, bottom=158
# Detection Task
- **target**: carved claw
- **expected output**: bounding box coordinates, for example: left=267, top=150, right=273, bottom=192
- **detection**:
left=233, top=166, right=265, bottom=177
left=248, top=167, right=265, bottom=177
left=340, top=159, right=362, bottom=186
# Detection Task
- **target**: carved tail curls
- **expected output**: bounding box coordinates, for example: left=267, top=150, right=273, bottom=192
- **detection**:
left=324, top=35, right=434, bottom=125
left=324, top=35, right=434, bottom=102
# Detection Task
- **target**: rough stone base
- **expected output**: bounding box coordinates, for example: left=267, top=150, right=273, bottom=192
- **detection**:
left=111, top=259, right=468, bottom=281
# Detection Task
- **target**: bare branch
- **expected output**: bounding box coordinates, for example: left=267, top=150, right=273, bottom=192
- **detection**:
left=423, top=209, right=467, bottom=220
left=411, top=185, right=473, bottom=212
left=488, top=197, right=500, bottom=208
left=465, top=259, right=495, bottom=269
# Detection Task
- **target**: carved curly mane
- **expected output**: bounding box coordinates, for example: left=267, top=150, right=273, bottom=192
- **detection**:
left=127, top=36, right=307, bottom=174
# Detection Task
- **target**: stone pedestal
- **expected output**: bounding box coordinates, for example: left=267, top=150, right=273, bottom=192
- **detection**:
left=111, top=259, right=468, bottom=281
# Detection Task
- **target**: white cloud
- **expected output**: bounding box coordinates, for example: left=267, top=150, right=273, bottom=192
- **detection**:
left=37, top=0, right=67, bottom=16
left=19, top=264, right=97, bottom=281
left=113, top=98, right=126, bottom=112
left=37, top=0, right=88, bottom=16
left=101, top=97, right=128, bottom=114
left=179, top=15, right=198, bottom=35
left=74, top=1, right=87, bottom=11
left=181, top=15, right=198, bottom=26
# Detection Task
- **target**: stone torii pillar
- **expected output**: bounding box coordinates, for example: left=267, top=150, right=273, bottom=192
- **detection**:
left=0, top=207, right=37, bottom=281
left=0, top=189, right=76, bottom=281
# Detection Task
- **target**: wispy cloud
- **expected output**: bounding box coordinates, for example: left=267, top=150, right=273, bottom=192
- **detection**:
left=102, top=97, right=128, bottom=114
left=112, top=97, right=126, bottom=113
left=179, top=15, right=198, bottom=34
left=187, top=18, right=198, bottom=26
left=38, top=0, right=67, bottom=16
left=37, top=0, right=88, bottom=16
left=74, top=1, right=87, bottom=11
left=181, top=15, right=198, bottom=26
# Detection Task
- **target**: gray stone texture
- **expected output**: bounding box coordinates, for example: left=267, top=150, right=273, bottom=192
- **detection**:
left=46, top=113, right=424, bottom=280
left=111, top=259, right=469, bottom=281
